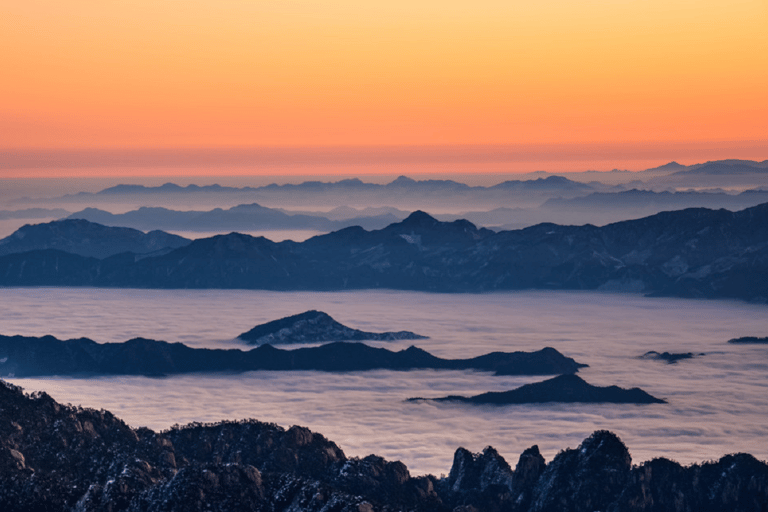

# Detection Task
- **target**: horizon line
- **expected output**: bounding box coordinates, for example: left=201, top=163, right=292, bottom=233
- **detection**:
left=3, top=140, right=767, bottom=170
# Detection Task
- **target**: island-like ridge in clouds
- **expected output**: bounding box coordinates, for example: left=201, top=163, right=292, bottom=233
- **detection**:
left=728, top=336, right=768, bottom=344
left=237, top=310, right=427, bottom=345
left=408, top=374, right=666, bottom=405
left=0, top=334, right=584, bottom=378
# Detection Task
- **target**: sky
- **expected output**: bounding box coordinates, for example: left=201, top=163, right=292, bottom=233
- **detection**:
left=2, top=1, right=767, bottom=177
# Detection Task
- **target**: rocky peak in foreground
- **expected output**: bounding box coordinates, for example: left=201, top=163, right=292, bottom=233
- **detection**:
left=237, top=310, right=427, bottom=345
left=2, top=379, right=767, bottom=512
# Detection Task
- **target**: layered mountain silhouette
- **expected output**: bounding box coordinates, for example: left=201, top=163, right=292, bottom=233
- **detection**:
left=2, top=380, right=766, bottom=512
left=0, top=334, right=584, bottom=377
left=409, top=374, right=665, bottom=405
left=67, top=203, right=402, bottom=232
left=237, top=310, right=426, bottom=345
left=70, top=174, right=595, bottom=198
left=1, top=204, right=767, bottom=302
left=0, top=207, right=70, bottom=220
left=0, top=219, right=189, bottom=259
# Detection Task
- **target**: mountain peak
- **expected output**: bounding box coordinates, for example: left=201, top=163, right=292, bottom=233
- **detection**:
left=400, top=210, right=438, bottom=226
left=389, top=176, right=416, bottom=186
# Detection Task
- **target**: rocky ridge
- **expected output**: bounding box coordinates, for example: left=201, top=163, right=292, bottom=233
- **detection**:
left=1, top=379, right=766, bottom=512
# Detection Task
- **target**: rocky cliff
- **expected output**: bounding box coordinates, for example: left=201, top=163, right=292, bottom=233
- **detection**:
left=1, top=380, right=766, bottom=512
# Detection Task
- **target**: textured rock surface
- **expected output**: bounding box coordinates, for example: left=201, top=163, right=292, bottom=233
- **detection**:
left=2, top=379, right=767, bottom=512
left=238, top=310, right=427, bottom=345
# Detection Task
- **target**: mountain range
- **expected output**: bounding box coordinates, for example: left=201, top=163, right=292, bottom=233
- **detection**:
left=0, top=204, right=766, bottom=301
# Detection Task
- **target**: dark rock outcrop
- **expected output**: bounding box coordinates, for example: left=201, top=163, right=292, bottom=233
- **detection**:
left=639, top=351, right=701, bottom=363
left=0, top=334, right=584, bottom=377
left=531, top=430, right=633, bottom=512
left=728, top=336, right=768, bottom=344
left=237, top=310, right=427, bottom=345
left=410, top=374, right=666, bottom=405
left=2, top=379, right=767, bottom=512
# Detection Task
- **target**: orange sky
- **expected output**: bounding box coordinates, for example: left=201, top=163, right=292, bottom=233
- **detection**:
left=1, top=1, right=767, bottom=175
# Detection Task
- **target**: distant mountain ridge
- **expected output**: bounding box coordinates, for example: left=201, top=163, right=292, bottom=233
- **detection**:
left=0, top=208, right=71, bottom=220
left=51, top=160, right=768, bottom=203
left=1, top=204, right=767, bottom=302
left=67, top=203, right=403, bottom=232
left=0, top=219, right=190, bottom=259
left=542, top=188, right=768, bottom=212
left=72, top=174, right=593, bottom=197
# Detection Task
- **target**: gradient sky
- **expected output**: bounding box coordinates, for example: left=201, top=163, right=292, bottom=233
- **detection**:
left=2, top=1, right=767, bottom=175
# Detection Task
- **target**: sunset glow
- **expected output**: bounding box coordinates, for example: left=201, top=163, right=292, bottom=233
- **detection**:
left=2, top=1, right=767, bottom=175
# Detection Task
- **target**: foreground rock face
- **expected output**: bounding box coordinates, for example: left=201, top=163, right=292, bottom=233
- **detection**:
left=238, top=310, right=427, bottom=345
left=1, top=380, right=767, bottom=512
left=410, top=374, right=666, bottom=405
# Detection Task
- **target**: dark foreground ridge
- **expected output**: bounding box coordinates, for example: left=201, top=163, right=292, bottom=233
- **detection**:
left=728, top=336, right=768, bottom=344
left=1, top=380, right=766, bottom=512
left=408, top=374, right=666, bottom=405
left=1, top=203, right=768, bottom=302
left=0, top=334, right=583, bottom=377
left=238, top=310, right=427, bottom=345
